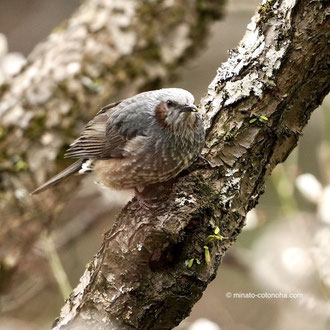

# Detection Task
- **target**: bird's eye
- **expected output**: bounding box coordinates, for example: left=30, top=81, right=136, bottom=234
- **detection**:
left=166, top=100, right=174, bottom=107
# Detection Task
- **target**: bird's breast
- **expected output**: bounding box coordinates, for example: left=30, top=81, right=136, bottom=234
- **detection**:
left=94, top=120, right=204, bottom=190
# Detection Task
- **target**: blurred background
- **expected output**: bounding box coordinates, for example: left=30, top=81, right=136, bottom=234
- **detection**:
left=0, top=0, right=329, bottom=329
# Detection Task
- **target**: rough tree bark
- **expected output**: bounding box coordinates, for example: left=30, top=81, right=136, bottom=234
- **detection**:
left=0, top=0, right=224, bottom=286
left=52, top=0, right=330, bottom=329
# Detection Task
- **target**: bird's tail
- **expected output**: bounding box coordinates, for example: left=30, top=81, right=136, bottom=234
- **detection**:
left=30, top=159, right=84, bottom=195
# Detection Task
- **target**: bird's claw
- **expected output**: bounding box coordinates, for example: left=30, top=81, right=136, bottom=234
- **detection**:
left=134, top=187, right=155, bottom=209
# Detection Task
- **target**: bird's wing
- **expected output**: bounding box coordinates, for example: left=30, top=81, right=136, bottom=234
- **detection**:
left=64, top=97, right=151, bottom=159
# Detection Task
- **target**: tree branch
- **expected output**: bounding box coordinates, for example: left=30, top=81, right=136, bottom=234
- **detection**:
left=0, top=0, right=224, bottom=283
left=53, top=0, right=330, bottom=329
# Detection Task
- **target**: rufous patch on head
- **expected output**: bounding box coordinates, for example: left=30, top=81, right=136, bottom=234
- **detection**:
left=155, top=101, right=172, bottom=131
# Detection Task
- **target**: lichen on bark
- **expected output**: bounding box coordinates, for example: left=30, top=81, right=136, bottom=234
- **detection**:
left=52, top=0, right=330, bottom=329
left=0, top=0, right=225, bottom=284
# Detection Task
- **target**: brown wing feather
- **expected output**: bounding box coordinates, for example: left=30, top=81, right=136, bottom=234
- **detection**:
left=30, top=159, right=84, bottom=195
left=64, top=100, right=126, bottom=159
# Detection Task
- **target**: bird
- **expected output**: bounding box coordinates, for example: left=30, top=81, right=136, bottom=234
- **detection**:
left=31, top=88, right=205, bottom=206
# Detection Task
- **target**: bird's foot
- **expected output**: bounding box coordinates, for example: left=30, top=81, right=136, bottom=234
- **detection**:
left=134, top=187, right=154, bottom=209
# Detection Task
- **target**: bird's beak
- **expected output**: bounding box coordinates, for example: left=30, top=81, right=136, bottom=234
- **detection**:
left=180, top=104, right=198, bottom=112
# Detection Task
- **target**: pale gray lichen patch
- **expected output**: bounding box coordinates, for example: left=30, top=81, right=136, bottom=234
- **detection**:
left=225, top=168, right=239, bottom=177
left=175, top=195, right=197, bottom=207
left=218, top=177, right=242, bottom=207
left=106, top=273, right=115, bottom=283
left=282, top=0, right=298, bottom=10
left=224, top=72, right=264, bottom=106
left=217, top=30, right=265, bottom=81
left=263, top=44, right=287, bottom=78
left=202, top=0, right=295, bottom=130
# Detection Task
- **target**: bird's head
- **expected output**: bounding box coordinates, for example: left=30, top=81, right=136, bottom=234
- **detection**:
left=153, top=88, right=200, bottom=133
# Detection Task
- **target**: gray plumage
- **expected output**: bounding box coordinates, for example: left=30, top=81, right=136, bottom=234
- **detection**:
left=31, top=88, right=205, bottom=195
